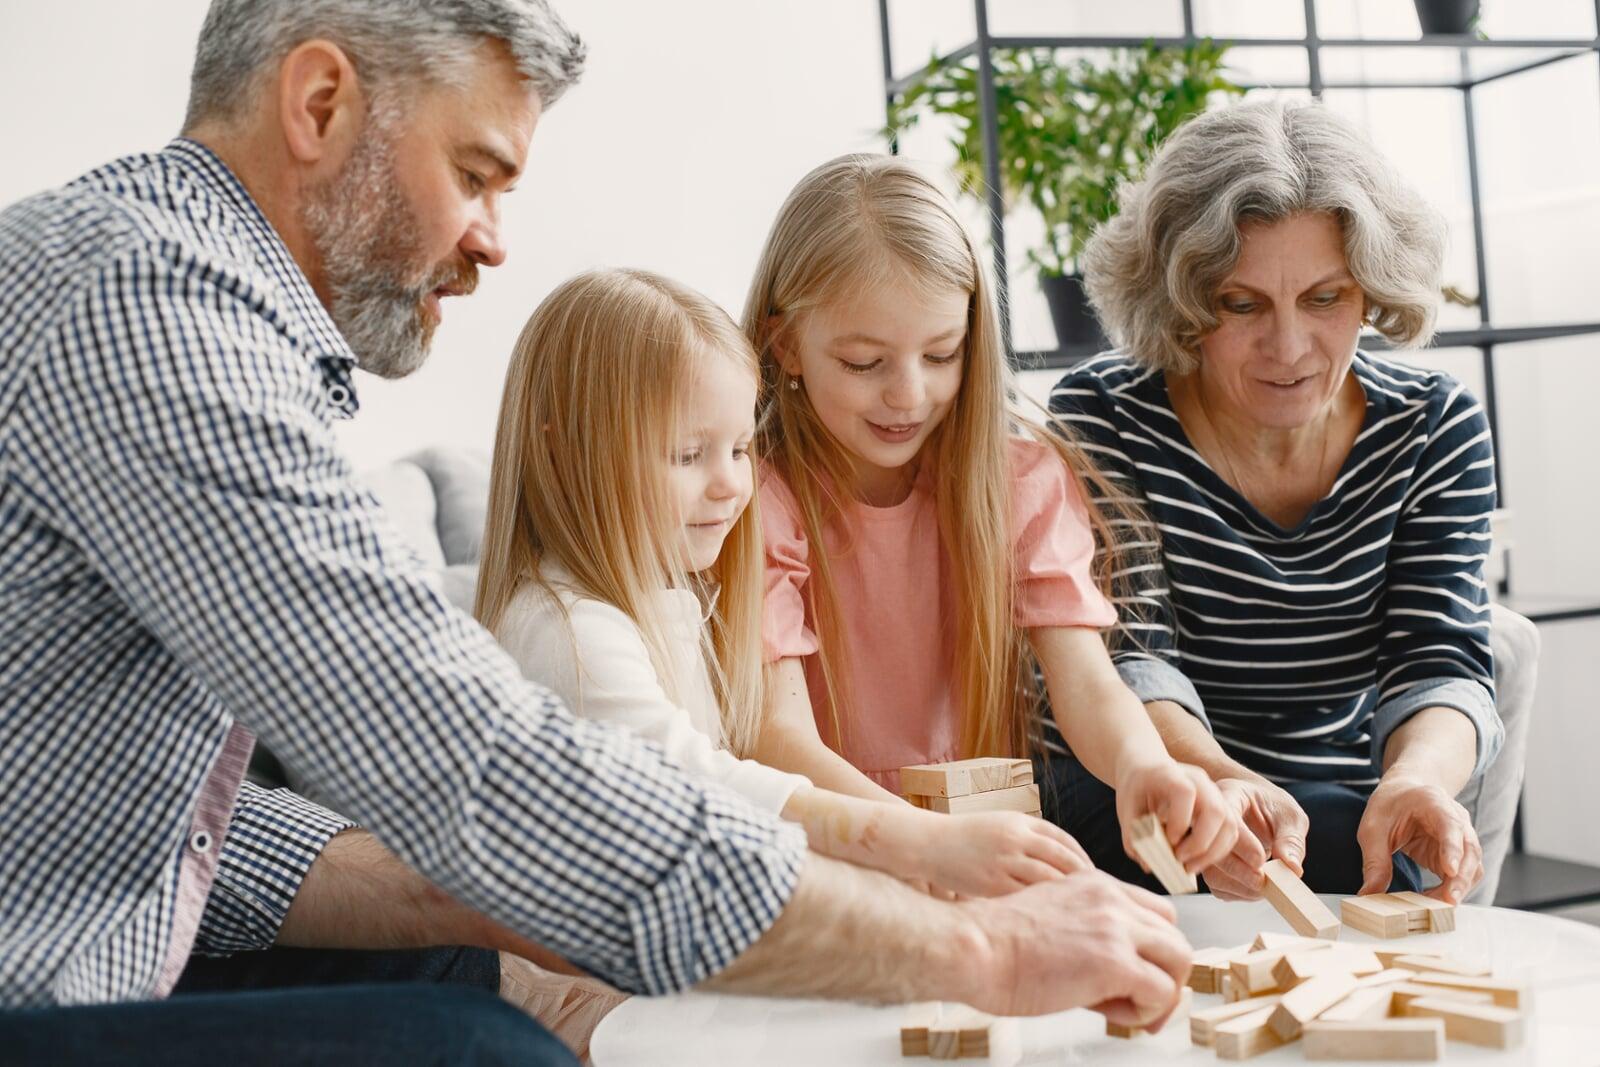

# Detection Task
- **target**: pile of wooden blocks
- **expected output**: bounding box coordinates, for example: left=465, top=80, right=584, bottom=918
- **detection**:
left=1342, top=891, right=1456, bottom=936
left=900, top=757, right=1039, bottom=817
left=901, top=1003, right=1017, bottom=1064
left=1184, top=935, right=1525, bottom=1060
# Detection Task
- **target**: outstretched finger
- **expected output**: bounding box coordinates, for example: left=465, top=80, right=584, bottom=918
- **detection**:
left=1030, top=822, right=1093, bottom=870
left=1116, top=878, right=1179, bottom=924
left=1028, top=834, right=1093, bottom=877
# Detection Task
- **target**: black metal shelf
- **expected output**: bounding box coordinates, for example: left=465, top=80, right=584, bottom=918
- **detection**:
left=880, top=0, right=1600, bottom=912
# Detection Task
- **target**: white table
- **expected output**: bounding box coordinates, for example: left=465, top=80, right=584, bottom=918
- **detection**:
left=592, top=895, right=1600, bottom=1065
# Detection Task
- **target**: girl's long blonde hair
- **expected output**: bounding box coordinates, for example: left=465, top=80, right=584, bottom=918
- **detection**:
left=743, top=153, right=1135, bottom=760
left=476, top=268, right=767, bottom=756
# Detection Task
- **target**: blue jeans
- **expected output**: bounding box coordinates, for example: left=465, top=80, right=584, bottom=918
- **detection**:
left=1036, top=750, right=1422, bottom=894
left=0, top=947, right=576, bottom=1066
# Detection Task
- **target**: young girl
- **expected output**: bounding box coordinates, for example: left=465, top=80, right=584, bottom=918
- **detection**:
left=743, top=154, right=1242, bottom=881
left=476, top=268, right=1091, bottom=1055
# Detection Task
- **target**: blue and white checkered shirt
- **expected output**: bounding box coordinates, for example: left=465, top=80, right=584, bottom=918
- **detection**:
left=0, top=139, right=804, bottom=1008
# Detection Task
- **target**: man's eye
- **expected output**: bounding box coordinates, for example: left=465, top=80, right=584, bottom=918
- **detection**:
left=461, top=169, right=487, bottom=194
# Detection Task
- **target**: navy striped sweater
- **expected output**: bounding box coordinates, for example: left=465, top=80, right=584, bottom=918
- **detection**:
left=1046, top=352, right=1502, bottom=786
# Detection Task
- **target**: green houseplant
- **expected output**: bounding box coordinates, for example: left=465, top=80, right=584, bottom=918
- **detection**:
left=887, top=42, right=1241, bottom=349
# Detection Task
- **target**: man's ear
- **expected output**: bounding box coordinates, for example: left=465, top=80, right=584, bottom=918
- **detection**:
left=277, top=39, right=365, bottom=166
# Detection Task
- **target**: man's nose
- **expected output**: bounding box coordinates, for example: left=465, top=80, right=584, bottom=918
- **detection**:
left=460, top=209, right=506, bottom=269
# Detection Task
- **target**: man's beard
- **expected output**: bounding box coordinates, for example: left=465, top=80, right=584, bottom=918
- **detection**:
left=300, top=116, right=477, bottom=380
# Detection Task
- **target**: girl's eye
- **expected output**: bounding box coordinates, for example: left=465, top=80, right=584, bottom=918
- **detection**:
left=839, top=358, right=880, bottom=375
left=926, top=351, right=960, bottom=365
left=732, top=445, right=751, bottom=460
left=671, top=449, right=701, bottom=466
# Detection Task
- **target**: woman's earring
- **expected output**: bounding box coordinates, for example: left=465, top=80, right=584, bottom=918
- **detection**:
left=788, top=378, right=800, bottom=392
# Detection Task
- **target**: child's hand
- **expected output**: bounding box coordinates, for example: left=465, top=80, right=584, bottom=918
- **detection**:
left=1114, top=760, right=1241, bottom=881
left=912, top=810, right=1093, bottom=897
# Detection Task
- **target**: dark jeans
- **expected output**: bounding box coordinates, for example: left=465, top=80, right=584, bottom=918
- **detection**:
left=0, top=946, right=576, bottom=1067
left=1036, top=749, right=1422, bottom=895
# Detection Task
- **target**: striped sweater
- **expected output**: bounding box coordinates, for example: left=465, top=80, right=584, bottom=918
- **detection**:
left=1046, top=352, right=1503, bottom=786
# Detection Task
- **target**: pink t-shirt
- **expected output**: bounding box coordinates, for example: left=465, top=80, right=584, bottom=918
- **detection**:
left=761, top=436, right=1117, bottom=790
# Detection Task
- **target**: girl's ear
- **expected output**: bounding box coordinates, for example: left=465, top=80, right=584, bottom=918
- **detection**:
left=767, top=314, right=802, bottom=379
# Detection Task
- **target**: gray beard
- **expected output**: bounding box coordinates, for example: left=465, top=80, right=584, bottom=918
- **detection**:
left=301, top=121, right=436, bottom=380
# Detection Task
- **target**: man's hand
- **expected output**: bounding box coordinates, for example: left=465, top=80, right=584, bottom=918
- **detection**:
left=1200, top=777, right=1310, bottom=901
left=1357, top=775, right=1484, bottom=903
left=1114, top=760, right=1240, bottom=877
left=965, top=869, right=1192, bottom=1026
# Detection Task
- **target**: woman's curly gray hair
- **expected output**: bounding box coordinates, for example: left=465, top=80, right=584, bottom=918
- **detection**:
left=1082, top=98, right=1446, bottom=373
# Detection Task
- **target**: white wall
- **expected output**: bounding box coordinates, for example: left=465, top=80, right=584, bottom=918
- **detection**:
left=5, top=1, right=1597, bottom=866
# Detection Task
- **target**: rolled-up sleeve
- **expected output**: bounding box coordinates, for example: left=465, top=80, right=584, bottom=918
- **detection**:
left=15, top=245, right=805, bottom=995
left=193, top=783, right=355, bottom=956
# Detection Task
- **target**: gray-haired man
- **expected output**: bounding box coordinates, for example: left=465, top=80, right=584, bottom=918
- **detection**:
left=0, top=2, right=1190, bottom=1062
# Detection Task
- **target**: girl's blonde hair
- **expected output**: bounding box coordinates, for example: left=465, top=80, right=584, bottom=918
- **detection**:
left=743, top=153, right=1133, bottom=760
left=476, top=268, right=767, bottom=756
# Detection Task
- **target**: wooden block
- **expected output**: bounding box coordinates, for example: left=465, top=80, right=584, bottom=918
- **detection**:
left=1230, top=940, right=1331, bottom=995
left=1303, top=1018, right=1445, bottom=1061
left=1213, top=1006, right=1285, bottom=1060
left=1403, top=996, right=1525, bottom=1049
left=1389, top=982, right=1493, bottom=1013
left=899, top=758, right=1031, bottom=799
left=1387, top=891, right=1457, bottom=933
left=926, top=1004, right=980, bottom=1059
left=1316, top=986, right=1394, bottom=1023
left=1268, top=971, right=1359, bottom=1040
left=1392, top=954, right=1490, bottom=977
left=1356, top=968, right=1416, bottom=990
left=1251, top=931, right=1331, bottom=952
left=1261, top=859, right=1340, bottom=938
left=1128, top=813, right=1198, bottom=895
left=925, top=783, right=1040, bottom=815
left=1405, top=972, right=1528, bottom=1009
left=1106, top=988, right=1190, bottom=1038
left=1272, top=946, right=1382, bottom=988
left=901, top=1002, right=942, bottom=1056
left=1340, top=895, right=1411, bottom=938
left=1374, top=948, right=1430, bottom=968
left=1188, top=947, right=1235, bottom=994
left=1191, top=994, right=1282, bottom=1047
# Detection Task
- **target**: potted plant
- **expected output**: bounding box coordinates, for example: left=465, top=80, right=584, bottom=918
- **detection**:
left=1414, top=0, right=1481, bottom=35
left=887, top=42, right=1240, bottom=351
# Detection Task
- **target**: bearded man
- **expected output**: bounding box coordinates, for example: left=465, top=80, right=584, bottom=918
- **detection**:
left=0, top=2, right=1194, bottom=1063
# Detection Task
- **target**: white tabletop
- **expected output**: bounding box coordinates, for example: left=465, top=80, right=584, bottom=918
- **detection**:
left=592, top=895, right=1600, bottom=1066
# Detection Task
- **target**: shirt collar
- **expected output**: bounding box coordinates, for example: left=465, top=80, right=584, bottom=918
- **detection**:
left=161, top=137, right=360, bottom=418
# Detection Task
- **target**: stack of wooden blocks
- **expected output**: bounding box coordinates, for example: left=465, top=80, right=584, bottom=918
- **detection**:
left=1175, top=866, right=1527, bottom=1060
left=900, top=1003, right=1017, bottom=1064
left=900, top=757, right=1039, bottom=817
left=1342, top=891, right=1456, bottom=937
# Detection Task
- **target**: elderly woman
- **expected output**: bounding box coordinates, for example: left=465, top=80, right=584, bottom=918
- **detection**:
left=1042, top=98, right=1503, bottom=903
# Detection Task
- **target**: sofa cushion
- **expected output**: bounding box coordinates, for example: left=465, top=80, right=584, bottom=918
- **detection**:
left=407, top=448, right=490, bottom=566
left=359, top=459, right=447, bottom=571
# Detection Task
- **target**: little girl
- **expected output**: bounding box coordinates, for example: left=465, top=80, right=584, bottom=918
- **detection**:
left=476, top=268, right=1091, bottom=1057
left=742, top=154, right=1242, bottom=880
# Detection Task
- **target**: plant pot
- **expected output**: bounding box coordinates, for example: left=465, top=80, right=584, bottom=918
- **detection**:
left=1040, top=272, right=1106, bottom=353
left=1413, top=0, right=1480, bottom=35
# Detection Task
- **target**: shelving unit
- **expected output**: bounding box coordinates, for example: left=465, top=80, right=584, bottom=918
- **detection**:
left=877, top=0, right=1600, bottom=911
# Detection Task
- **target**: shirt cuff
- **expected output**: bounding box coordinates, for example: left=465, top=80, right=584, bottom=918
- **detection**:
left=1371, top=678, right=1504, bottom=782
left=624, top=783, right=806, bottom=995
left=1115, top=655, right=1209, bottom=730
left=191, top=782, right=356, bottom=956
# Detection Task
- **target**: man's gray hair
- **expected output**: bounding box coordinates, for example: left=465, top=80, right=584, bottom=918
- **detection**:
left=184, top=0, right=586, bottom=130
left=1082, top=98, right=1446, bottom=374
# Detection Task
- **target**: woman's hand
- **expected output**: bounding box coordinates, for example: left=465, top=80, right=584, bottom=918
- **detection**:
left=1114, top=760, right=1240, bottom=879
left=1357, top=774, right=1484, bottom=903
left=1200, top=777, right=1311, bottom=901
left=909, top=809, right=1094, bottom=897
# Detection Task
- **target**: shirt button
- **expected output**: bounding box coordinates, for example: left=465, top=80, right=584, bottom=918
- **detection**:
left=327, top=385, right=350, bottom=407
left=190, top=831, right=213, bottom=854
